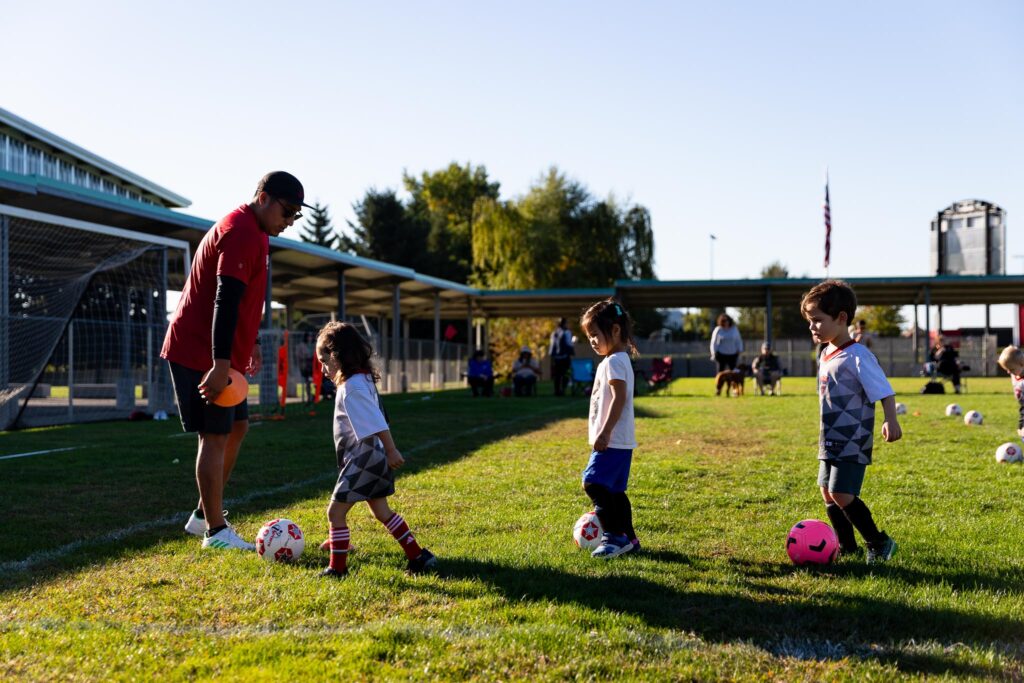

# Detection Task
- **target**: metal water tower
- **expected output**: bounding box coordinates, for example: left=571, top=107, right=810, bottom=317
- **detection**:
left=930, top=199, right=1006, bottom=275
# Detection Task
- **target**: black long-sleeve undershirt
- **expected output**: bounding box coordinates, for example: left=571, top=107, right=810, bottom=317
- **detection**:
left=212, top=275, right=247, bottom=360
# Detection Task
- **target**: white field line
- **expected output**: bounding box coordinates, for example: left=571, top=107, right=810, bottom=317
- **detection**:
left=167, top=421, right=264, bottom=438
left=0, top=446, right=83, bottom=461
left=2, top=403, right=577, bottom=574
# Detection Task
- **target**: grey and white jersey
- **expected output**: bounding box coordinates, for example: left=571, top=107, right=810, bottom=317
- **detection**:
left=818, top=341, right=894, bottom=464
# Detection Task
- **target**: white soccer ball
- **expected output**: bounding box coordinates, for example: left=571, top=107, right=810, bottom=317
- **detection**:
left=572, top=511, right=603, bottom=550
left=255, top=518, right=305, bottom=562
left=964, top=410, right=983, bottom=426
left=945, top=403, right=962, bottom=417
left=995, top=442, right=1024, bottom=464
left=894, top=402, right=907, bottom=415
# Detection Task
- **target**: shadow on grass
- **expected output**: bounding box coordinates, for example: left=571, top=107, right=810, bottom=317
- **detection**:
left=436, top=556, right=1023, bottom=677
left=0, top=393, right=583, bottom=591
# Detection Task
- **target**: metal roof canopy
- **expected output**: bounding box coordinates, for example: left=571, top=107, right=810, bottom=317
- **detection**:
left=4, top=173, right=1022, bottom=320
left=615, top=276, right=1024, bottom=311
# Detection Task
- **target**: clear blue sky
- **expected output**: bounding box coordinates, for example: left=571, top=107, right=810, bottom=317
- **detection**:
left=3, top=1, right=1022, bottom=326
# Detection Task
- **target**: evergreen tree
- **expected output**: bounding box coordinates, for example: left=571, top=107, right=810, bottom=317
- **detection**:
left=297, top=201, right=339, bottom=250
left=340, top=189, right=429, bottom=269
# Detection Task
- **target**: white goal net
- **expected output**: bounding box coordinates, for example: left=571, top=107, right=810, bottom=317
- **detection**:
left=0, top=205, right=190, bottom=429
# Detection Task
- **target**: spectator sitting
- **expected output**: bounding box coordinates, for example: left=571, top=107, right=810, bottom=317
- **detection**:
left=751, top=342, right=783, bottom=395
left=467, top=350, right=494, bottom=397
left=513, top=346, right=541, bottom=396
left=926, top=335, right=962, bottom=394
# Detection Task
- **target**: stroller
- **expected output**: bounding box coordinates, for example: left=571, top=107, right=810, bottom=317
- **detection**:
left=569, top=358, right=595, bottom=396
left=647, top=356, right=674, bottom=393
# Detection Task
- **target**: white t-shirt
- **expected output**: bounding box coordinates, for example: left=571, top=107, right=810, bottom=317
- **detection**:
left=333, top=373, right=389, bottom=454
left=588, top=351, right=636, bottom=449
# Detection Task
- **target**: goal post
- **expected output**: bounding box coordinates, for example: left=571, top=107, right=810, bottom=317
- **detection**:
left=0, top=204, right=190, bottom=430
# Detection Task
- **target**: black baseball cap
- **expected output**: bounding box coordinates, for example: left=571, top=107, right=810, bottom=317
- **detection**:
left=255, top=171, right=313, bottom=208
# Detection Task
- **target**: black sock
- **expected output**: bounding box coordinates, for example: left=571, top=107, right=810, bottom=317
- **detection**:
left=616, top=492, right=636, bottom=541
left=194, top=508, right=205, bottom=519
left=826, top=503, right=858, bottom=551
left=205, top=524, right=227, bottom=538
left=842, top=498, right=886, bottom=546
left=584, top=483, right=624, bottom=536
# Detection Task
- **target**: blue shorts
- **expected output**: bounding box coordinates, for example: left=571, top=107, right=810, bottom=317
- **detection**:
left=582, top=447, right=633, bottom=493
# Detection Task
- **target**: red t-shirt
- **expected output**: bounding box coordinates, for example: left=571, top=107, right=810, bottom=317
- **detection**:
left=161, top=204, right=269, bottom=373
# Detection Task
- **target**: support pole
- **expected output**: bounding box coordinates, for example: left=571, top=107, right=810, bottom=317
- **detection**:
left=337, top=269, right=346, bottom=321
left=764, top=287, right=773, bottom=346
left=924, top=286, right=931, bottom=348
left=392, top=284, right=401, bottom=392
left=0, top=215, right=8, bottom=412
left=483, top=316, right=490, bottom=354
left=260, top=257, right=275, bottom=407
left=433, top=293, right=441, bottom=390
left=984, top=304, right=992, bottom=377
left=912, top=304, right=919, bottom=365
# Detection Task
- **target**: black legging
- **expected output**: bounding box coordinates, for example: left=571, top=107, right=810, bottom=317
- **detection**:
left=715, top=352, right=738, bottom=372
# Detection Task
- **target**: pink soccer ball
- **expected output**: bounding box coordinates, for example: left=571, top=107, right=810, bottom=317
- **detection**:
left=786, top=519, right=839, bottom=565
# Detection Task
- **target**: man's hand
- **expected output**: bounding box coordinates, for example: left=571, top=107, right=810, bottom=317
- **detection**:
left=881, top=419, right=902, bottom=443
left=247, top=344, right=263, bottom=376
left=594, top=431, right=611, bottom=452
left=385, top=447, right=405, bottom=470
left=199, top=360, right=231, bottom=404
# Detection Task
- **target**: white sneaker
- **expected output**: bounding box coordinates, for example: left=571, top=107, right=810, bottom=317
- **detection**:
left=201, top=525, right=255, bottom=551
left=185, top=510, right=230, bottom=537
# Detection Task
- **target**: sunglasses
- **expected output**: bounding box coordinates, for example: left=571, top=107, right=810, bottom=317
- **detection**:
left=275, top=198, right=302, bottom=221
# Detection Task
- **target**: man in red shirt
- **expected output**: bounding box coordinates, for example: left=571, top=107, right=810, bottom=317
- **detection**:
left=161, top=171, right=309, bottom=550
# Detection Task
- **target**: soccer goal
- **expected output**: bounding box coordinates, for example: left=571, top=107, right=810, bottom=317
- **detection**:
left=0, top=204, right=190, bottom=430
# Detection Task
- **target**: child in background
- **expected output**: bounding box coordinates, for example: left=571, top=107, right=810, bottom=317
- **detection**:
left=801, top=280, right=901, bottom=564
left=580, top=299, right=640, bottom=559
left=996, top=345, right=1024, bottom=440
left=316, top=322, right=436, bottom=577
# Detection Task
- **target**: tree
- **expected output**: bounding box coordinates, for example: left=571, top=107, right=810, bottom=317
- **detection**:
left=297, top=201, right=338, bottom=250
left=340, top=189, right=429, bottom=269
left=856, top=305, right=905, bottom=337
left=404, top=162, right=500, bottom=282
left=736, top=262, right=808, bottom=339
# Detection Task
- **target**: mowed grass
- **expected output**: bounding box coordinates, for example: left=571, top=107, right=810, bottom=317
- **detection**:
left=2, top=376, right=1024, bottom=681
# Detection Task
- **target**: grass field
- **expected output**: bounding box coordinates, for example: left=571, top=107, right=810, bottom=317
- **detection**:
left=2, top=376, right=1024, bottom=681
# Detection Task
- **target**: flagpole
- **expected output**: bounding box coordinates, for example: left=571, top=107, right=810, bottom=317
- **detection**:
left=823, top=167, right=831, bottom=279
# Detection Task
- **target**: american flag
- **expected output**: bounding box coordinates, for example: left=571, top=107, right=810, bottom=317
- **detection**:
left=823, top=175, right=831, bottom=269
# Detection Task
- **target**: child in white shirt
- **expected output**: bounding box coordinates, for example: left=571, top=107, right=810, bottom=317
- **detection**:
left=316, top=322, right=436, bottom=577
left=580, top=299, right=639, bottom=559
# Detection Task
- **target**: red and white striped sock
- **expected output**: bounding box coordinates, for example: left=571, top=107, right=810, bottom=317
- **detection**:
left=329, top=526, right=350, bottom=572
left=383, top=513, right=422, bottom=560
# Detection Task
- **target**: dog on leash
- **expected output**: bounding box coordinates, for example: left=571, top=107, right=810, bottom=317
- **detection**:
left=715, top=365, right=749, bottom=397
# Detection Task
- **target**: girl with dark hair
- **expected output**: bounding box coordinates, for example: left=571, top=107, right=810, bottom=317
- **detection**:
left=578, top=299, right=640, bottom=559
left=710, top=313, right=743, bottom=371
left=315, top=322, right=436, bottom=577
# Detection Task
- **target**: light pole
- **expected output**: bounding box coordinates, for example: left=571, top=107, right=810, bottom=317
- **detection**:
left=709, top=234, right=717, bottom=279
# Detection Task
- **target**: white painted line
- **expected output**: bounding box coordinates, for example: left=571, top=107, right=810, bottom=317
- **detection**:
left=0, top=446, right=80, bottom=461
left=1, top=402, right=577, bottom=573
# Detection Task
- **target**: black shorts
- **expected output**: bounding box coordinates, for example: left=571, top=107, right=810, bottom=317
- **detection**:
left=168, top=361, right=249, bottom=434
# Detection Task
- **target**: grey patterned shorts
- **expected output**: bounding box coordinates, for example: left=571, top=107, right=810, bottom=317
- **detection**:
left=332, top=437, right=396, bottom=502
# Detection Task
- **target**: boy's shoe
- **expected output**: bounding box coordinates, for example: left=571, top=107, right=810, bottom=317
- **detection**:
left=592, top=533, right=633, bottom=559
left=622, top=539, right=641, bottom=555
left=185, top=509, right=230, bottom=537
left=866, top=535, right=897, bottom=564
left=201, top=526, right=255, bottom=551
left=406, top=549, right=437, bottom=574
left=320, top=567, right=348, bottom=579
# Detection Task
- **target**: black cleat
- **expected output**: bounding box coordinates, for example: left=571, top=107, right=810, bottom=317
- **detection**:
left=406, top=548, right=437, bottom=574
left=319, top=567, right=348, bottom=579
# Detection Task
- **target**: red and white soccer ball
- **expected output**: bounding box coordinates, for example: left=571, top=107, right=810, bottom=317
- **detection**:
left=256, top=518, right=305, bottom=562
left=945, top=403, right=962, bottom=417
left=995, top=442, right=1023, bottom=464
left=572, top=511, right=603, bottom=550
left=786, top=519, right=838, bottom=566
left=964, top=410, right=983, bottom=426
